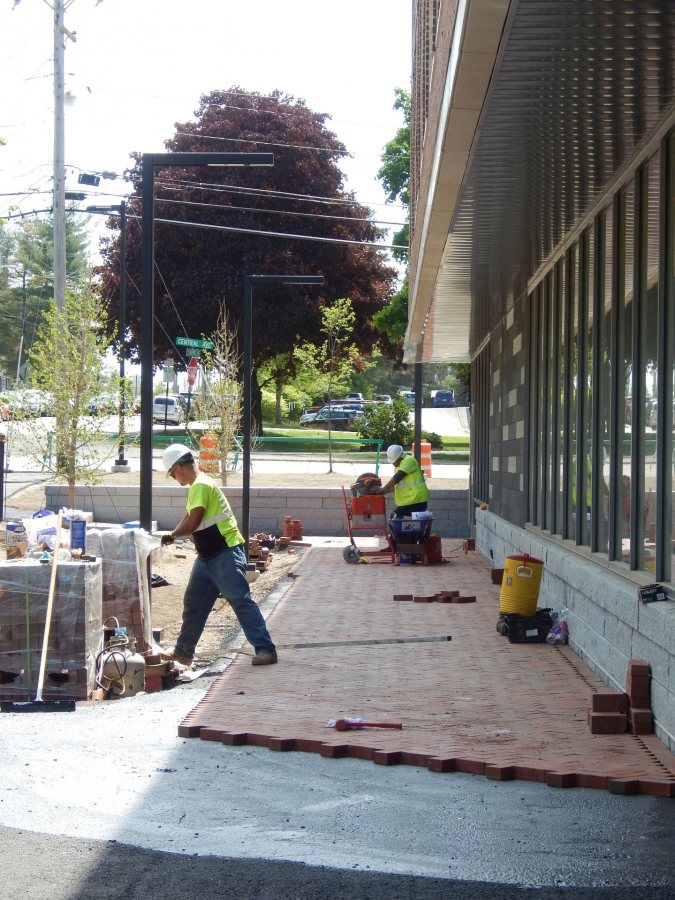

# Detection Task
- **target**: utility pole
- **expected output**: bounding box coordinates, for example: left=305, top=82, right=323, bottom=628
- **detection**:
left=53, top=0, right=66, bottom=311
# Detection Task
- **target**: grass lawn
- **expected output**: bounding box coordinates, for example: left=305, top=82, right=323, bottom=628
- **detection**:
left=141, top=425, right=469, bottom=461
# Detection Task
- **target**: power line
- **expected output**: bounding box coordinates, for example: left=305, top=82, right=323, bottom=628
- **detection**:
left=174, top=131, right=349, bottom=157
left=176, top=129, right=409, bottom=160
left=154, top=178, right=407, bottom=211
left=154, top=196, right=405, bottom=228
left=147, top=214, right=408, bottom=253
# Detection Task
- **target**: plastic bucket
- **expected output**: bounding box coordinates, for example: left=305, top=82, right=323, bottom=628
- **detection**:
left=499, top=553, right=544, bottom=615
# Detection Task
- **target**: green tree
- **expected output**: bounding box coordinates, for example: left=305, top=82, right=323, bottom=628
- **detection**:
left=22, top=282, right=118, bottom=507
left=96, top=88, right=398, bottom=433
left=0, top=214, right=90, bottom=379
left=294, top=297, right=362, bottom=470
left=193, top=307, right=243, bottom=485
left=373, top=274, right=408, bottom=343
left=377, top=88, right=410, bottom=264
left=257, top=352, right=297, bottom=425
left=357, top=395, right=413, bottom=448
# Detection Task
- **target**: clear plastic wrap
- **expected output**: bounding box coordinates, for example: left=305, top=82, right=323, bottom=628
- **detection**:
left=86, top=527, right=160, bottom=653
left=0, top=559, right=102, bottom=701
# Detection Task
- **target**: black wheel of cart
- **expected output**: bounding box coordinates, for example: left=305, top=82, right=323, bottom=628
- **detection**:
left=343, top=545, right=361, bottom=564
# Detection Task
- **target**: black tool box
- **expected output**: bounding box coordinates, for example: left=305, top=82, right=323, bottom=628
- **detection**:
left=501, top=608, right=554, bottom=643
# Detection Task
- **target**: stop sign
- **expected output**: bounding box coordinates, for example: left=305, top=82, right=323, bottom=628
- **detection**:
left=187, top=357, right=198, bottom=387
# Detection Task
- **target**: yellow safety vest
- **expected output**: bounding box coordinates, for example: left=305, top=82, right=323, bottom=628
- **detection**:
left=394, top=455, right=430, bottom=507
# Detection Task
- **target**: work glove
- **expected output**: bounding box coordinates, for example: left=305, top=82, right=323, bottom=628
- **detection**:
left=161, top=532, right=175, bottom=547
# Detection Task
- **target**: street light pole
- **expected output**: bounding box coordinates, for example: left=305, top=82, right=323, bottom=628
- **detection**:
left=242, top=274, right=324, bottom=559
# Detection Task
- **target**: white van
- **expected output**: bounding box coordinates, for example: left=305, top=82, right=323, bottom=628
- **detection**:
left=153, top=395, right=184, bottom=425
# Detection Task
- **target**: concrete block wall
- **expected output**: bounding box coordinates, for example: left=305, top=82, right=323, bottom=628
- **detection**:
left=475, top=508, right=675, bottom=754
left=45, top=485, right=471, bottom=538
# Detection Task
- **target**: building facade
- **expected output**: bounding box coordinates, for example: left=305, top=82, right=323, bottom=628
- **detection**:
left=409, top=0, right=675, bottom=751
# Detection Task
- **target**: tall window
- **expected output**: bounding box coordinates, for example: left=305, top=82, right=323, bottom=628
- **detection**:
left=667, top=136, right=675, bottom=584
left=618, top=183, right=635, bottom=563
left=528, top=284, right=541, bottom=524
left=566, top=247, right=579, bottom=539
left=545, top=275, right=553, bottom=531
left=581, top=227, right=594, bottom=546
left=597, top=206, right=613, bottom=554
left=642, top=156, right=660, bottom=572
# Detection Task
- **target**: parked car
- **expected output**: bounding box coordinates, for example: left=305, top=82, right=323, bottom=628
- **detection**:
left=344, top=392, right=364, bottom=401
left=304, top=407, right=361, bottom=430
left=433, top=389, right=456, bottom=408
left=399, top=390, right=416, bottom=406
left=374, top=394, right=393, bottom=404
left=299, top=409, right=319, bottom=425
left=153, top=395, right=185, bottom=425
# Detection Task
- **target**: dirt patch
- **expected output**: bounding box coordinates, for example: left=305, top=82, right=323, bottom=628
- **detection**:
left=148, top=540, right=304, bottom=665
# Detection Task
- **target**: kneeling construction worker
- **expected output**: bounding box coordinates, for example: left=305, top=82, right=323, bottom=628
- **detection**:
left=374, top=444, right=430, bottom=518
left=159, top=443, right=277, bottom=667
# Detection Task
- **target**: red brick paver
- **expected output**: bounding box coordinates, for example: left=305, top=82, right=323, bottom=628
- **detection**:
left=179, top=546, right=675, bottom=797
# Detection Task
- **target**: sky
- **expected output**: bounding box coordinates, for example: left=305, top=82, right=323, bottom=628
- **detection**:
left=0, top=0, right=411, bottom=248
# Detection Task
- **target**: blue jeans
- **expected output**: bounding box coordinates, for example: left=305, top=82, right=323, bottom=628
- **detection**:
left=175, top=544, right=276, bottom=660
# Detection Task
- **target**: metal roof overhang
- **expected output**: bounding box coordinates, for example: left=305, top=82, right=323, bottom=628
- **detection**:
left=405, top=0, right=675, bottom=364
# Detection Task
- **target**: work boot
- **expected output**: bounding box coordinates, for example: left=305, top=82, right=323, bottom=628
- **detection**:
left=251, top=650, right=278, bottom=666
left=160, top=649, right=193, bottom=667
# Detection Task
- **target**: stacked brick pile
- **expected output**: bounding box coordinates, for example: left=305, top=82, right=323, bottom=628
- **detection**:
left=281, top=516, right=303, bottom=540
left=393, top=590, right=476, bottom=603
left=0, top=559, right=102, bottom=702
left=248, top=533, right=277, bottom=572
left=587, top=659, right=653, bottom=735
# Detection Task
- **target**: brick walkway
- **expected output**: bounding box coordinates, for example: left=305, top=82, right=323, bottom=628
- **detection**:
left=179, top=545, right=675, bottom=797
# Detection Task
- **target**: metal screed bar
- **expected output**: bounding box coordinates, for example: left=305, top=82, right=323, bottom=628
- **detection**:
left=276, top=635, right=452, bottom=650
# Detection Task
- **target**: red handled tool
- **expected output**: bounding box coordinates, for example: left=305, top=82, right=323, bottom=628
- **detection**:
left=335, top=718, right=403, bottom=731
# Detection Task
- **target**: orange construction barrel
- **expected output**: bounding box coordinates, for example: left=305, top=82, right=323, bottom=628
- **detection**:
left=499, top=553, right=544, bottom=615
left=411, top=440, right=432, bottom=478
left=198, top=433, right=220, bottom=475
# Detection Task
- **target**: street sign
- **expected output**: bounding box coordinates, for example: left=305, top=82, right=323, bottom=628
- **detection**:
left=187, top=356, right=199, bottom=387
left=162, top=358, right=174, bottom=384
left=176, top=337, right=214, bottom=350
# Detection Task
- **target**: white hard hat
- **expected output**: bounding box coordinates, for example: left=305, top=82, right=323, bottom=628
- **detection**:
left=162, top=443, right=194, bottom=473
left=386, top=444, right=404, bottom=464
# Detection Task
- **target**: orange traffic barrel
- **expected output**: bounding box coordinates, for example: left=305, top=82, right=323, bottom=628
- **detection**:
left=499, top=553, right=544, bottom=615
left=411, top=439, right=432, bottom=478
left=198, top=433, right=220, bottom=475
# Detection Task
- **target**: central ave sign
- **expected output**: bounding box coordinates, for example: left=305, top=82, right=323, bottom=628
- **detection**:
left=176, top=336, right=214, bottom=350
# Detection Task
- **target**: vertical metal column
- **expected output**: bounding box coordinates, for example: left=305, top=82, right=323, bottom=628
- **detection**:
left=242, top=276, right=253, bottom=559
left=413, top=360, right=423, bottom=464
left=139, top=156, right=155, bottom=531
